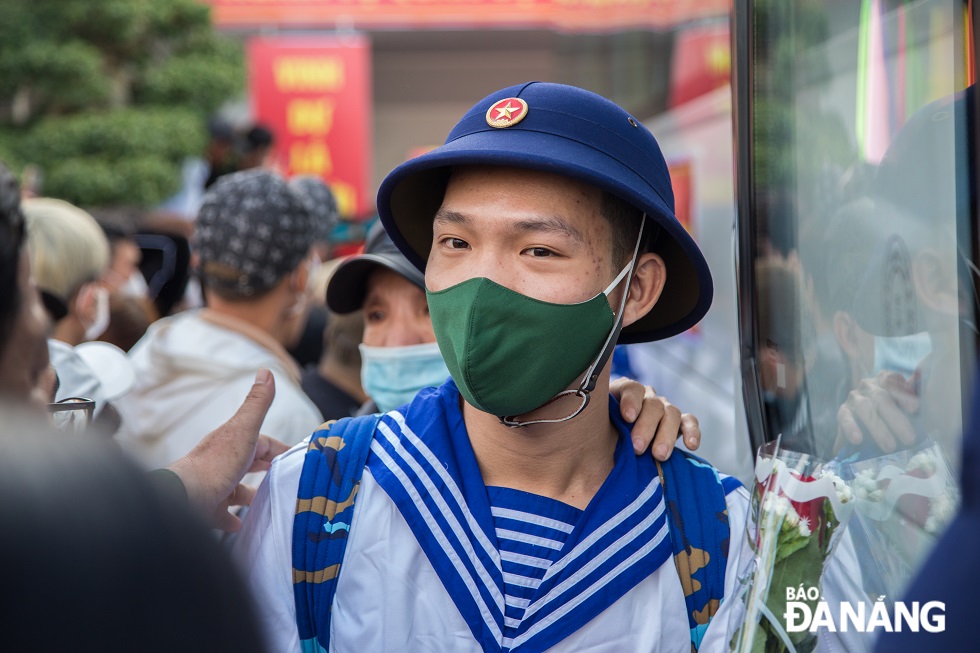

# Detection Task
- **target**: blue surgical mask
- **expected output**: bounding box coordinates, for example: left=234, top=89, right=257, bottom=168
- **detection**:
left=359, top=342, right=451, bottom=413
left=873, top=331, right=932, bottom=379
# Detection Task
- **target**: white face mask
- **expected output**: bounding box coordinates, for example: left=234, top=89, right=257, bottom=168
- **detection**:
left=359, top=342, right=451, bottom=413
left=873, top=331, right=932, bottom=379
left=78, top=285, right=110, bottom=341
left=118, top=271, right=149, bottom=299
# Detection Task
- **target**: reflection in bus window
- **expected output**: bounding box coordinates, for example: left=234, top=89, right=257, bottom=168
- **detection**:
left=748, top=0, right=975, bottom=466
left=738, top=0, right=976, bottom=634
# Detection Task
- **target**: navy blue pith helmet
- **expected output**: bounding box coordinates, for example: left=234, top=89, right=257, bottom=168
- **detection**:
left=376, top=81, right=713, bottom=343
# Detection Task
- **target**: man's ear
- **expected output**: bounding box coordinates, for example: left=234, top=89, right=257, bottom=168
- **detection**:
left=73, top=282, right=98, bottom=321
left=832, top=310, right=861, bottom=358
left=622, top=252, right=666, bottom=328
left=912, top=249, right=960, bottom=316
left=290, top=255, right=311, bottom=294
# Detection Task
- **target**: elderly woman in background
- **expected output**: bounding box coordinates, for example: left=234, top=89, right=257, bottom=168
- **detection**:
left=24, top=198, right=111, bottom=347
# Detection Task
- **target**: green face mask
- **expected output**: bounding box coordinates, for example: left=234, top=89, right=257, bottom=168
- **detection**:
left=426, top=256, right=635, bottom=424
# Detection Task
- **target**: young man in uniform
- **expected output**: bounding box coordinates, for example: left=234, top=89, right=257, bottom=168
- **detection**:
left=235, top=82, right=748, bottom=652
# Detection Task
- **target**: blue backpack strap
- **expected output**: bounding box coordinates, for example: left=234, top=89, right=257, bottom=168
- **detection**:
left=292, top=414, right=382, bottom=653
left=656, top=452, right=739, bottom=652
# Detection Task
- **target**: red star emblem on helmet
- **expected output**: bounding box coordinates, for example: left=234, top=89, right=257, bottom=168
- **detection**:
left=486, top=98, right=529, bottom=128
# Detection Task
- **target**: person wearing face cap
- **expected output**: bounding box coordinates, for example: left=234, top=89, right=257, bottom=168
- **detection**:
left=114, top=169, right=323, bottom=472
left=235, top=82, right=747, bottom=653
left=834, top=85, right=975, bottom=462
left=322, top=221, right=448, bottom=414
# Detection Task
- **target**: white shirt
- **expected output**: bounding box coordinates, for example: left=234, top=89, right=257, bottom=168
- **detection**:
left=234, top=439, right=750, bottom=652
left=114, top=309, right=322, bottom=469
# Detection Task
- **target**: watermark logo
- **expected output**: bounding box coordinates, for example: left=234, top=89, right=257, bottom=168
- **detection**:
left=784, top=587, right=945, bottom=633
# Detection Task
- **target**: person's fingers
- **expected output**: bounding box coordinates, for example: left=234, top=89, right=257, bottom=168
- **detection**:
left=223, top=369, right=276, bottom=445
left=213, top=504, right=243, bottom=533
left=629, top=392, right=666, bottom=454
left=610, top=378, right=645, bottom=423
left=254, top=434, right=289, bottom=464
left=650, top=401, right=682, bottom=461
left=248, top=435, right=289, bottom=471
left=840, top=375, right=917, bottom=453
left=867, top=383, right=917, bottom=446
left=878, top=371, right=920, bottom=415
left=226, top=483, right=257, bottom=508
left=166, top=370, right=276, bottom=529
left=248, top=458, right=272, bottom=474
left=837, top=402, right=864, bottom=446
left=214, top=485, right=257, bottom=533
left=849, top=392, right=896, bottom=452
left=679, top=413, right=701, bottom=451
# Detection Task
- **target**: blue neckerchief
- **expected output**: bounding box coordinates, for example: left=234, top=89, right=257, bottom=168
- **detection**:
left=293, top=415, right=383, bottom=653
left=367, top=378, right=672, bottom=652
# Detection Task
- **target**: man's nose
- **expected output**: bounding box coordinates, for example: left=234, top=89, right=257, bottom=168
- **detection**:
left=427, top=249, right=511, bottom=292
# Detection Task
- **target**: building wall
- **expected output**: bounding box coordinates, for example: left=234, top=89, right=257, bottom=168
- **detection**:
left=370, top=29, right=673, bottom=203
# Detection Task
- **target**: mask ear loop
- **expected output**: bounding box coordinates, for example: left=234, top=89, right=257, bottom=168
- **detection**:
left=501, top=215, right=647, bottom=428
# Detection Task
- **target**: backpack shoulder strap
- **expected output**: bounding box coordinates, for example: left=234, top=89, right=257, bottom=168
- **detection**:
left=292, top=414, right=382, bottom=653
left=656, top=451, right=738, bottom=652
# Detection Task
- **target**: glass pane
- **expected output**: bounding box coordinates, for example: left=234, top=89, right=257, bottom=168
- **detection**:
left=745, top=0, right=976, bottom=629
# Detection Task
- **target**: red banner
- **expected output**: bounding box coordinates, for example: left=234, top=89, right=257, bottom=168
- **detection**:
left=210, top=0, right=729, bottom=31
left=668, top=23, right=731, bottom=108
left=248, top=36, right=372, bottom=218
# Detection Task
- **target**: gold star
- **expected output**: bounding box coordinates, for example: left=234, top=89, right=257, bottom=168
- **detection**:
left=494, top=102, right=519, bottom=120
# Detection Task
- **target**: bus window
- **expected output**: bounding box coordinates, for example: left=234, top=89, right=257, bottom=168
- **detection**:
left=734, top=0, right=977, bottom=613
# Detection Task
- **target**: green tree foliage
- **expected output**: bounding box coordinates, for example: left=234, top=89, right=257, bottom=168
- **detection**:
left=0, top=0, right=244, bottom=206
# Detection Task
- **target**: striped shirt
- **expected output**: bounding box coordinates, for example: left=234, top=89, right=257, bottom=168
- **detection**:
left=487, top=486, right=583, bottom=635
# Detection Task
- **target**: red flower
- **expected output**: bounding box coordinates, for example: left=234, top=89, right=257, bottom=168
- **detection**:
left=787, top=473, right=824, bottom=528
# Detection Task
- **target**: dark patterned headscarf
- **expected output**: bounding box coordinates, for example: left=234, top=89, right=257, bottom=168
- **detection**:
left=289, top=175, right=339, bottom=244
left=194, top=169, right=316, bottom=297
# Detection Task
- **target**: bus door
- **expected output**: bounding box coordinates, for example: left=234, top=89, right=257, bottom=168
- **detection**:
left=732, top=0, right=978, bottom=648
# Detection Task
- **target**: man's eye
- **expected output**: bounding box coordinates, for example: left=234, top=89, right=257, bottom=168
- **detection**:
left=525, top=247, right=555, bottom=257
left=366, top=310, right=385, bottom=323
left=442, top=237, right=468, bottom=249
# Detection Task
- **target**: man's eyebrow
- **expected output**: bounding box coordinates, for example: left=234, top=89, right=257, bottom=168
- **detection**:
left=433, top=209, right=469, bottom=226
left=433, top=209, right=585, bottom=245
left=512, top=216, right=585, bottom=245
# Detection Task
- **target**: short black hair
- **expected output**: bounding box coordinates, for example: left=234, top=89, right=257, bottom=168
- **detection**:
left=0, top=163, right=25, bottom=364
left=245, top=125, right=274, bottom=151
left=599, top=190, right=653, bottom=266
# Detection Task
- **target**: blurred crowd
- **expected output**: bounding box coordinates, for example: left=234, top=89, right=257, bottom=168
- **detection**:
left=0, top=112, right=431, bottom=649
left=1, top=76, right=975, bottom=650
left=11, top=114, right=375, bottom=442
left=0, top=103, right=700, bottom=650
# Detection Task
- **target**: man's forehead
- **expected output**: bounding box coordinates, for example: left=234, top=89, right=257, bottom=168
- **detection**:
left=434, top=208, right=588, bottom=247
left=437, top=165, right=604, bottom=240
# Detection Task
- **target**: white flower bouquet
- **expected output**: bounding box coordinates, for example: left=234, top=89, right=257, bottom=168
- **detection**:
left=730, top=441, right=855, bottom=653
left=842, top=442, right=959, bottom=602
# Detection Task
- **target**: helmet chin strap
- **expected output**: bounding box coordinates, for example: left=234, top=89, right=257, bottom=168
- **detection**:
left=500, top=216, right=648, bottom=428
